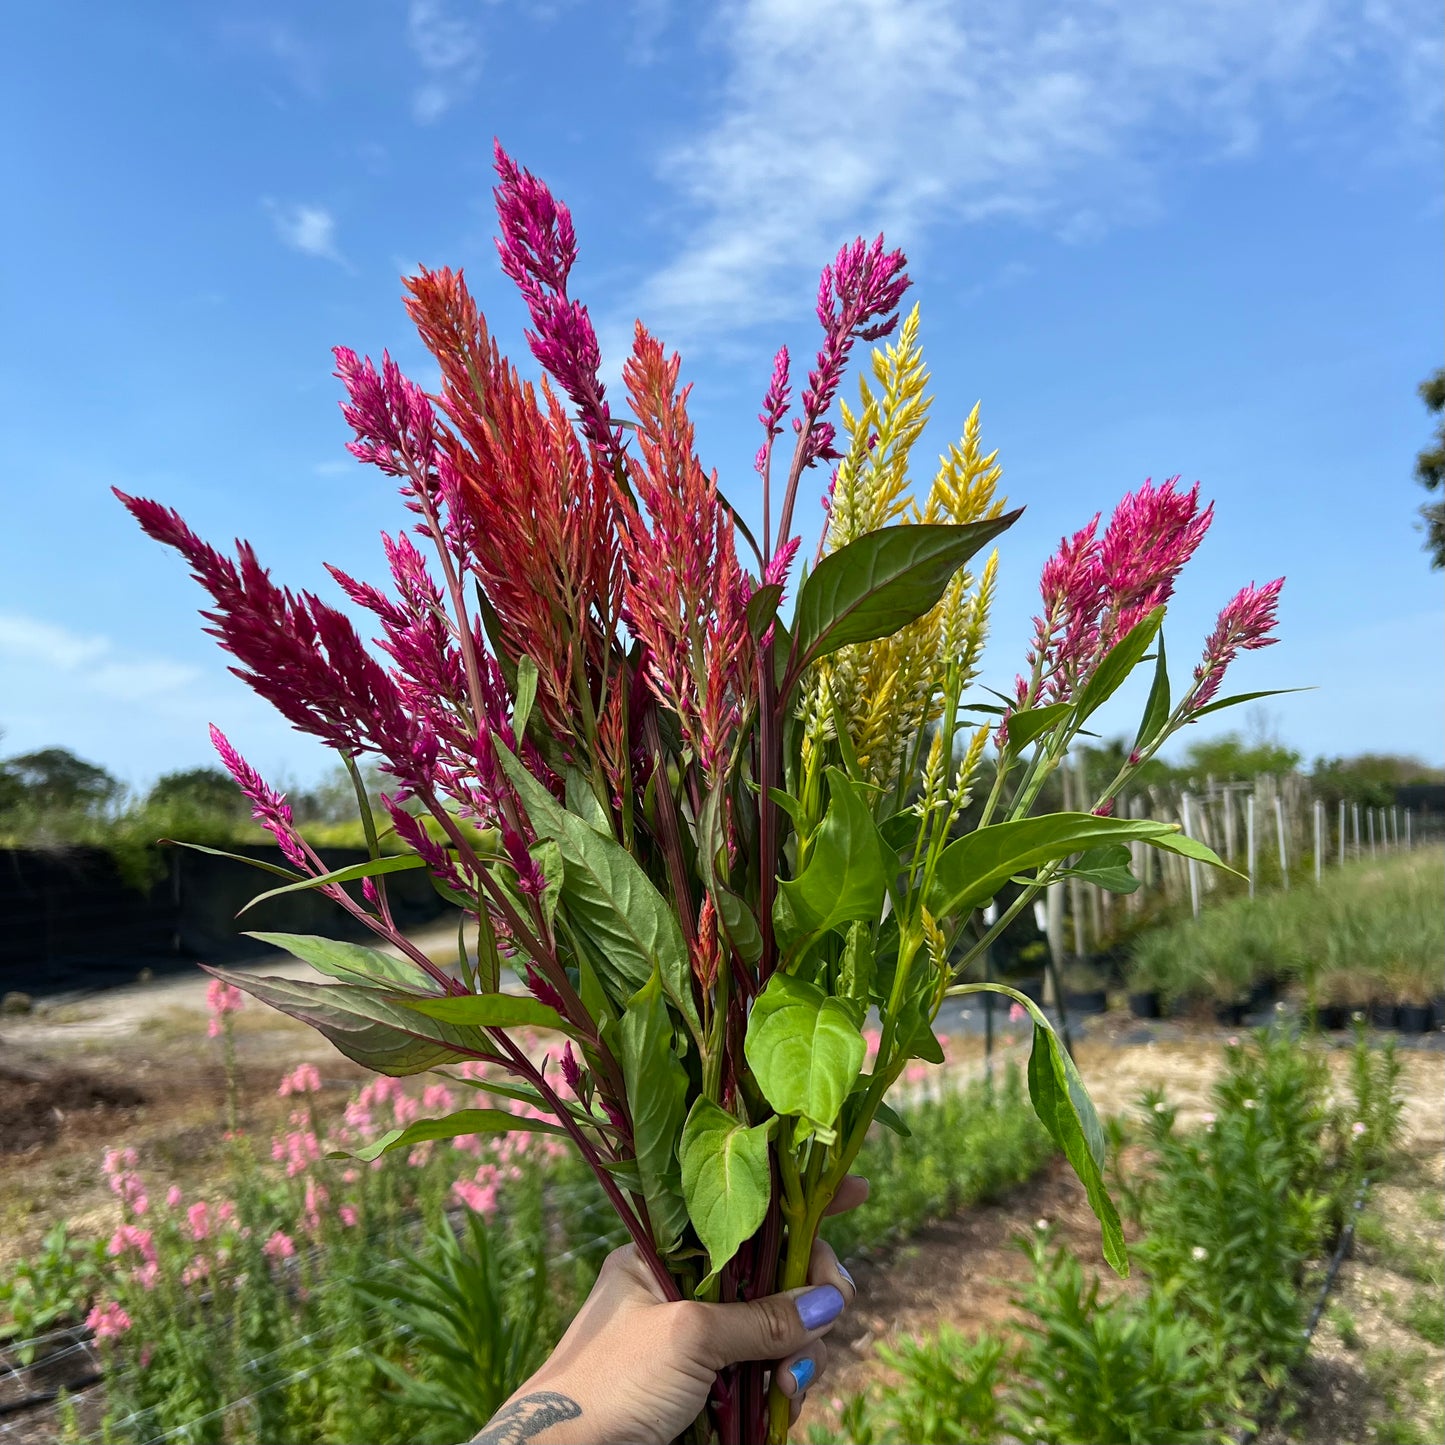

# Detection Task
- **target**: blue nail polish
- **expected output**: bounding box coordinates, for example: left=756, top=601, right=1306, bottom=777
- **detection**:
left=789, top=1357, right=816, bottom=1393
left=796, top=1284, right=845, bottom=1331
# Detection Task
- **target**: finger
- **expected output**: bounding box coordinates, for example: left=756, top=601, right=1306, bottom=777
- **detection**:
left=695, top=1281, right=848, bottom=1368
left=807, top=1236, right=856, bottom=1309
left=822, top=1175, right=869, bottom=1217
left=775, top=1341, right=828, bottom=1401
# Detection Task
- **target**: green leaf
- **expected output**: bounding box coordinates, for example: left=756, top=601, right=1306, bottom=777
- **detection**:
left=618, top=971, right=690, bottom=1253
left=679, top=1100, right=774, bottom=1282
left=203, top=967, right=485, bottom=1076
left=165, top=839, right=303, bottom=881
left=785, top=514, right=1021, bottom=690
left=1027, top=1024, right=1127, bottom=1275
left=928, top=812, right=1186, bottom=921
left=449, top=1067, right=603, bottom=1133
left=838, top=921, right=874, bottom=1004
left=697, top=787, right=763, bottom=965
left=514, top=655, right=539, bottom=741
left=496, top=748, right=701, bottom=1038
left=564, top=768, right=611, bottom=834
left=242, top=931, right=423, bottom=989
left=390, top=992, right=571, bottom=1033
left=744, top=973, right=865, bottom=1137
left=1074, top=608, right=1163, bottom=724
left=532, top=838, right=564, bottom=928
left=879, top=811, right=921, bottom=854
left=1054, top=845, right=1141, bottom=895
left=873, top=1099, right=912, bottom=1138
left=1147, top=830, right=1242, bottom=878
left=1133, top=627, right=1171, bottom=750
left=896, top=993, right=945, bottom=1064
left=745, top=583, right=784, bottom=639
left=950, top=983, right=1126, bottom=1275
left=1189, top=686, right=1310, bottom=720
left=1004, top=702, right=1072, bottom=755
left=329, top=1107, right=565, bottom=1163
left=237, top=853, right=427, bottom=915
left=778, top=769, right=895, bottom=945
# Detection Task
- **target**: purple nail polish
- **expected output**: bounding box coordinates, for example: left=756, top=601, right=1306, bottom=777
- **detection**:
left=796, top=1284, right=845, bottom=1331
left=789, top=1357, right=816, bottom=1393
left=837, top=1261, right=855, bottom=1289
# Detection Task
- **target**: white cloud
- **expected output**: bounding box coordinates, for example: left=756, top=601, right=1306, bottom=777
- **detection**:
left=407, top=0, right=485, bottom=123
left=0, top=613, right=202, bottom=703
left=265, top=200, right=345, bottom=264
left=633, top=0, right=1441, bottom=346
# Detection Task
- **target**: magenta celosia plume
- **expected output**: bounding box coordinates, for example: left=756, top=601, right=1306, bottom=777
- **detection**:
left=1191, top=577, right=1285, bottom=710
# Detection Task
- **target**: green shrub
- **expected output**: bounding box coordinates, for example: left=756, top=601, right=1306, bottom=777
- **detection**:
left=1006, top=1233, right=1231, bottom=1445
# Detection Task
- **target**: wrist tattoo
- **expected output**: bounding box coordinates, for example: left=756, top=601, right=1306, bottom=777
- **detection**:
left=471, top=1391, right=582, bottom=1444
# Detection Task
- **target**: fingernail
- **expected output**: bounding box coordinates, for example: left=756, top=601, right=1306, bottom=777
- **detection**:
left=789, top=1357, right=816, bottom=1393
left=836, top=1261, right=855, bottom=1289
left=796, top=1284, right=845, bottom=1331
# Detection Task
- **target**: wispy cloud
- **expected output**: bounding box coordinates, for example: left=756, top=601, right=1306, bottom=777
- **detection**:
left=218, top=19, right=324, bottom=100
left=0, top=613, right=201, bottom=703
left=264, top=200, right=346, bottom=265
left=407, top=0, right=486, bottom=123
left=633, top=0, right=1441, bottom=346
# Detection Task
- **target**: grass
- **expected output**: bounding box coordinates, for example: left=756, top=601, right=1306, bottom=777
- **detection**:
left=1125, top=847, right=1444, bottom=1007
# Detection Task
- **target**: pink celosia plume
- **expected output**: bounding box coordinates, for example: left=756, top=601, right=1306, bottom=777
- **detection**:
left=1190, top=578, right=1285, bottom=711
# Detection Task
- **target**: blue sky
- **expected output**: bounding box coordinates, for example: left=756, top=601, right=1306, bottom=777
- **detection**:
left=1, top=0, right=1441, bottom=794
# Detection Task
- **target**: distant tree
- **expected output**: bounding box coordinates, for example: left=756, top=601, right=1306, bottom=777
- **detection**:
left=146, top=767, right=248, bottom=817
left=1176, top=731, right=1301, bottom=782
left=0, top=747, right=122, bottom=814
left=1310, top=753, right=1445, bottom=810
left=1415, top=367, right=1445, bottom=568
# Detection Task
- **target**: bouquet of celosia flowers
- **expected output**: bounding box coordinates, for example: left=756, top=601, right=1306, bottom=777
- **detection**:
left=120, top=145, right=1283, bottom=1445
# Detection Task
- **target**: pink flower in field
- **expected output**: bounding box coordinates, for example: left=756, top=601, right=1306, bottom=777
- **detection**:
left=303, top=1178, right=329, bottom=1233
left=102, top=1147, right=139, bottom=1178
left=342, top=1168, right=359, bottom=1184
left=166, top=1186, right=183, bottom=1210
left=407, top=1144, right=434, bottom=1167
left=904, top=1063, right=929, bottom=1086
left=278, top=1063, right=322, bottom=1097
left=86, top=1302, right=132, bottom=1340
left=1008, top=1003, right=1027, bottom=1023
left=131, top=1262, right=159, bottom=1291
left=206, top=979, right=244, bottom=1021
left=263, top=1231, right=296, bottom=1262
left=108, top=1225, right=156, bottom=1265
left=338, top=1205, right=359, bottom=1228
left=452, top=1178, right=498, bottom=1217
left=421, top=1083, right=455, bottom=1113
left=187, top=1202, right=211, bottom=1241
left=863, top=1028, right=883, bottom=1060
left=140, top=1344, right=154, bottom=1369
left=1351, top=1121, right=1366, bottom=1138
left=216, top=1201, right=236, bottom=1229
left=343, top=1101, right=375, bottom=1138
left=272, top=1129, right=321, bottom=1178
left=392, top=1093, right=420, bottom=1127
left=181, top=1257, right=210, bottom=1288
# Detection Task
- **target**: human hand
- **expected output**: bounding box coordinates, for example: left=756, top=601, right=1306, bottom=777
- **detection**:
left=471, top=1176, right=867, bottom=1445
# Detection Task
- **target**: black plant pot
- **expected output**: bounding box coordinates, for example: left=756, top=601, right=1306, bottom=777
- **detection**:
left=1063, top=988, right=1109, bottom=1016
left=1398, top=1003, right=1433, bottom=1035
left=1248, top=976, right=1280, bottom=1010
left=1128, top=990, right=1162, bottom=1020
left=1318, top=1003, right=1350, bottom=1030
left=1369, top=1001, right=1398, bottom=1030
left=1214, top=999, right=1249, bottom=1027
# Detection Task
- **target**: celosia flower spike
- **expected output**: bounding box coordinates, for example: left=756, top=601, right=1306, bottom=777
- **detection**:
left=209, top=725, right=309, bottom=869
left=492, top=142, right=616, bottom=456
left=1190, top=578, right=1284, bottom=711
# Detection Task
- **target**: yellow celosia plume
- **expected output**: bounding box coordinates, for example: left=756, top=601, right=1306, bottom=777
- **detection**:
left=809, top=306, right=1007, bottom=796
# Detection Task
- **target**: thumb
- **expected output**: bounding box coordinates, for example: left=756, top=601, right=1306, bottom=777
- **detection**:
left=693, top=1284, right=847, bottom=1369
